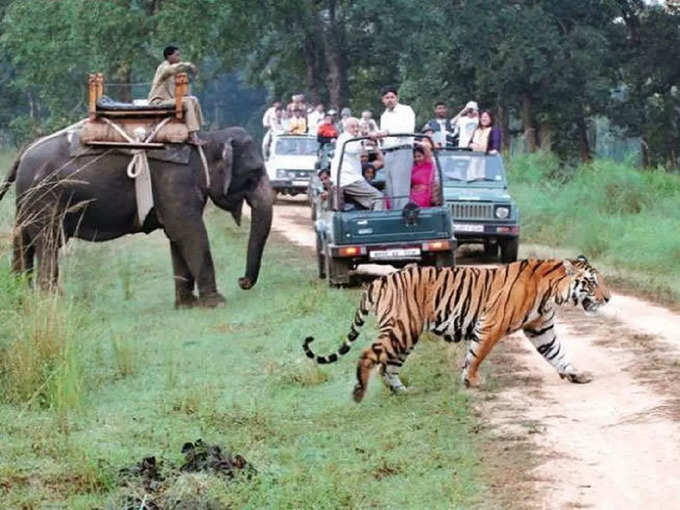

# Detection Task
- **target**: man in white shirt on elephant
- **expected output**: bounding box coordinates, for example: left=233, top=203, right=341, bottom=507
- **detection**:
left=375, top=85, right=415, bottom=210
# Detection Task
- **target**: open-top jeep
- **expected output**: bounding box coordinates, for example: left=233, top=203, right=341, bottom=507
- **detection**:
left=315, top=134, right=456, bottom=286
left=437, top=147, right=519, bottom=262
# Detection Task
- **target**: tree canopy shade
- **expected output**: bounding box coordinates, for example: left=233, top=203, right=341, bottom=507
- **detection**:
left=0, top=0, right=678, bottom=166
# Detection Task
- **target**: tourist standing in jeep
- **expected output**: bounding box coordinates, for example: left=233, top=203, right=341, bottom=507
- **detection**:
left=376, top=85, right=415, bottom=210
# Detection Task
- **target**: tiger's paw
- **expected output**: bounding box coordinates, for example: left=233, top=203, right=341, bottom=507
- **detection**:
left=352, top=385, right=366, bottom=403
left=389, top=384, right=409, bottom=395
left=462, top=372, right=481, bottom=388
left=560, top=371, right=593, bottom=384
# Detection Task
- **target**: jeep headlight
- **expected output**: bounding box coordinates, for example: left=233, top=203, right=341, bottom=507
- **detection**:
left=276, top=169, right=287, bottom=178
left=495, top=206, right=510, bottom=219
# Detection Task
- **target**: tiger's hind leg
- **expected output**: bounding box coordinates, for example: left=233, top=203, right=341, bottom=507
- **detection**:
left=353, top=330, right=409, bottom=403
left=353, top=342, right=387, bottom=403
left=523, top=315, right=592, bottom=384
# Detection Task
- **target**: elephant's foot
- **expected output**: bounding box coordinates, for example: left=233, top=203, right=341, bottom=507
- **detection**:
left=238, top=276, right=254, bottom=290
left=175, top=294, right=198, bottom=310
left=198, top=292, right=227, bottom=308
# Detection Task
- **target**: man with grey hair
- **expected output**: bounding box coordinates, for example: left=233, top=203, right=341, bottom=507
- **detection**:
left=375, top=85, right=415, bottom=209
left=331, top=117, right=384, bottom=210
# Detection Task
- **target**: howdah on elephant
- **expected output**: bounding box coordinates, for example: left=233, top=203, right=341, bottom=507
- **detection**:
left=0, top=126, right=273, bottom=308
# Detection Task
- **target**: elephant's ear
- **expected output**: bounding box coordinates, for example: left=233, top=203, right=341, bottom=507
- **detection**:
left=211, top=139, right=233, bottom=198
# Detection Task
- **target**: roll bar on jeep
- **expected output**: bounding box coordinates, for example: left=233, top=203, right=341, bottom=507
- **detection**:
left=332, top=133, right=444, bottom=212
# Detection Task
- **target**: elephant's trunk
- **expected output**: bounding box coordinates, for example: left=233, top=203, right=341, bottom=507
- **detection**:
left=238, top=173, right=273, bottom=289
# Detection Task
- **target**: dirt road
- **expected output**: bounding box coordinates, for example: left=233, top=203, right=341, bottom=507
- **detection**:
left=269, top=197, right=680, bottom=510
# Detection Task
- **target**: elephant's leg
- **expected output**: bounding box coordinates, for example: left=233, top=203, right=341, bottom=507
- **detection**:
left=166, top=219, right=225, bottom=308
left=12, top=227, right=35, bottom=278
left=170, top=241, right=198, bottom=308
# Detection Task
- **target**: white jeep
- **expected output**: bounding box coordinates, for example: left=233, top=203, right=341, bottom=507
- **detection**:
left=264, top=134, right=319, bottom=197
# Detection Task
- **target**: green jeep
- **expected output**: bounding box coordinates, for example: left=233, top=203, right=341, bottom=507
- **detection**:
left=315, top=134, right=456, bottom=286
left=437, top=148, right=519, bottom=262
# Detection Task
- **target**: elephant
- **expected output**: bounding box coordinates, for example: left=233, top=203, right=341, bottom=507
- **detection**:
left=0, top=126, right=273, bottom=308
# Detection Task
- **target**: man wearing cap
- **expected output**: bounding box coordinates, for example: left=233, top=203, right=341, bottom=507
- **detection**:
left=375, top=85, right=415, bottom=209
left=452, top=101, right=480, bottom=149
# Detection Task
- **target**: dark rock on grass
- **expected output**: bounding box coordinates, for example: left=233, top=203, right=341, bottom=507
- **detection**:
left=180, top=439, right=256, bottom=480
left=115, top=440, right=255, bottom=509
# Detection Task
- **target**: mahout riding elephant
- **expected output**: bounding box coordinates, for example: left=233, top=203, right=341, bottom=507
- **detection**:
left=0, top=126, right=273, bottom=308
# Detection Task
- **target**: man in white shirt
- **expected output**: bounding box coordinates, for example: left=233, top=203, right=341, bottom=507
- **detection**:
left=307, top=103, right=325, bottom=130
left=331, top=117, right=384, bottom=210
left=262, top=101, right=281, bottom=129
left=452, top=101, right=480, bottom=148
left=376, top=85, right=416, bottom=209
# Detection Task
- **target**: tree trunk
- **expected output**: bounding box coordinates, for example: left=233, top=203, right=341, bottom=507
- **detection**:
left=302, top=35, right=321, bottom=105
left=538, top=121, right=553, bottom=152
left=521, top=94, right=537, bottom=153
left=497, top=104, right=510, bottom=152
left=114, top=62, right=133, bottom=103
left=320, top=0, right=349, bottom=108
left=576, top=116, right=592, bottom=162
left=641, top=136, right=651, bottom=168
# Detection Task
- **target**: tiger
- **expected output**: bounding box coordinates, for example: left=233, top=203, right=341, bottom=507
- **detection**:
left=303, top=256, right=610, bottom=403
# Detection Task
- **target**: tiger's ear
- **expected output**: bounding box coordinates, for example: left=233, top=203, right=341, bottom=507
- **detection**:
left=577, top=255, right=588, bottom=263
left=563, top=260, right=575, bottom=276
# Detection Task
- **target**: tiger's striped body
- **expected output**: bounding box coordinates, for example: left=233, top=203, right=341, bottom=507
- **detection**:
left=303, top=257, right=610, bottom=402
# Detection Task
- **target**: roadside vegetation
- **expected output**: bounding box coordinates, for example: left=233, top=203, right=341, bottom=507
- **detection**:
left=508, top=152, right=680, bottom=301
left=0, top=207, right=484, bottom=509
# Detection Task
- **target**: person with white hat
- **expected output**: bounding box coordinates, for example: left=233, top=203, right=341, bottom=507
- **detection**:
left=451, top=101, right=480, bottom=149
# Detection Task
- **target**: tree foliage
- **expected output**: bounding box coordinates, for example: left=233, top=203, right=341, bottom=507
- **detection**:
left=0, top=0, right=678, bottom=166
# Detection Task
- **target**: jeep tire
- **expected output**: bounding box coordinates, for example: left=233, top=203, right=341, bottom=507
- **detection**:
left=500, top=238, right=519, bottom=263
left=325, top=247, right=351, bottom=287
left=434, top=250, right=455, bottom=269
left=316, top=233, right=326, bottom=279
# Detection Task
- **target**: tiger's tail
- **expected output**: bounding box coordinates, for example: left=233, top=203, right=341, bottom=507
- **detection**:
left=303, top=277, right=381, bottom=364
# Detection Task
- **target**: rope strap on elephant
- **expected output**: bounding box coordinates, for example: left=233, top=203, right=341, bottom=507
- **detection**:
left=100, top=118, right=210, bottom=227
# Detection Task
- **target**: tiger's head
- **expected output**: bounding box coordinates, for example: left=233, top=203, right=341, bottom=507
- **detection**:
left=561, top=255, right=611, bottom=313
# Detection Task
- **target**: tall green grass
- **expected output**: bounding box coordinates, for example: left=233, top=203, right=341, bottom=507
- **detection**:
left=508, top=152, right=680, bottom=299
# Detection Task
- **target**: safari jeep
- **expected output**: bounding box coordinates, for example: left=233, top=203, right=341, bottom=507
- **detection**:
left=264, top=133, right=319, bottom=197
left=315, top=134, right=456, bottom=286
left=437, top=147, right=519, bottom=262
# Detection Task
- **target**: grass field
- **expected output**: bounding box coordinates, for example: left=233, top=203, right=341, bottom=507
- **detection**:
left=507, top=152, right=680, bottom=302
left=0, top=207, right=484, bottom=509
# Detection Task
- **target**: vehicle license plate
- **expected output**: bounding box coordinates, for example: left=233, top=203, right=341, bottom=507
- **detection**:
left=293, top=180, right=309, bottom=186
left=453, top=223, right=484, bottom=233
left=369, top=248, right=421, bottom=260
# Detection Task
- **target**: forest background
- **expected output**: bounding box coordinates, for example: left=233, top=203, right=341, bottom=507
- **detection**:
left=0, top=0, right=678, bottom=167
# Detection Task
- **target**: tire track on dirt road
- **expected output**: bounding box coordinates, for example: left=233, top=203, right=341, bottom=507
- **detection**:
left=268, top=197, right=680, bottom=510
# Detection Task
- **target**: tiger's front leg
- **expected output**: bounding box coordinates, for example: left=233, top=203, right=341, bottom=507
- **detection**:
left=460, top=329, right=504, bottom=388
left=522, top=315, right=592, bottom=384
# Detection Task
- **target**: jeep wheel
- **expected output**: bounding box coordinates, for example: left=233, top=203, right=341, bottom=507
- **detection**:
left=316, top=233, right=326, bottom=279
left=500, top=238, right=519, bottom=263
left=484, top=241, right=499, bottom=258
left=325, top=248, right=351, bottom=287
left=434, top=250, right=455, bottom=269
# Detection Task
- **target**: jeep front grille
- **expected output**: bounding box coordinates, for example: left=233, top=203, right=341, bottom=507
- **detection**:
left=449, top=202, right=494, bottom=219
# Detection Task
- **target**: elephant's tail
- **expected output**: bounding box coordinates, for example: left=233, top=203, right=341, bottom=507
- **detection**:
left=0, top=155, right=20, bottom=202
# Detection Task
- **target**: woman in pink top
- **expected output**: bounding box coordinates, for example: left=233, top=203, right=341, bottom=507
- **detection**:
left=409, top=144, right=435, bottom=207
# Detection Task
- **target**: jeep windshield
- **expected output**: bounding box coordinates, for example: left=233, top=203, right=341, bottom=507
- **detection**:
left=275, top=137, right=318, bottom=156
left=437, top=151, right=506, bottom=187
